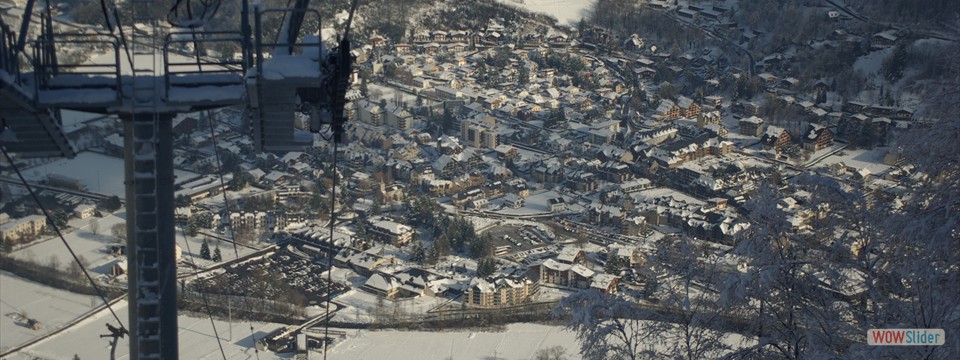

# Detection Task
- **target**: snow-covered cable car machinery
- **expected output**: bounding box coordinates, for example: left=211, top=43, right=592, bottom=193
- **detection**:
left=0, top=0, right=354, bottom=358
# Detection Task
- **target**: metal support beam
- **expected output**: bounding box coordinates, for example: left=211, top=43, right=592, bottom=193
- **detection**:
left=15, top=0, right=35, bottom=53
left=124, top=112, right=178, bottom=360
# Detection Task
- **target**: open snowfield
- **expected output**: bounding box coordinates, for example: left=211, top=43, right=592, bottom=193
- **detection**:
left=10, top=210, right=129, bottom=277
left=496, top=0, right=596, bottom=26
left=325, top=323, right=578, bottom=360
left=490, top=189, right=564, bottom=216
left=330, top=287, right=454, bottom=324
left=0, top=271, right=100, bottom=354
left=367, top=83, right=419, bottom=107
left=811, top=146, right=894, bottom=175
left=20, top=152, right=201, bottom=198
left=9, top=300, right=289, bottom=360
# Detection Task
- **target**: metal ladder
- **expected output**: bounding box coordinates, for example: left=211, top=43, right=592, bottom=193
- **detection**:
left=127, top=1, right=170, bottom=358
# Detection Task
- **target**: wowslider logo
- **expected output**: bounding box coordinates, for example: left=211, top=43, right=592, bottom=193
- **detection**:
left=868, top=329, right=945, bottom=346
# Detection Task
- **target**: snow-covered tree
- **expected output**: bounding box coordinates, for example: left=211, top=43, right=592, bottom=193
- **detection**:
left=553, top=289, right=659, bottom=360
left=200, top=239, right=211, bottom=260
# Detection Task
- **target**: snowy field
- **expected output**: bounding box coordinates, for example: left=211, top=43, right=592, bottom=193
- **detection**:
left=367, top=83, right=419, bottom=107
left=811, top=146, right=894, bottom=175
left=0, top=271, right=100, bottom=354
left=177, top=232, right=263, bottom=271
left=10, top=210, right=129, bottom=277
left=330, top=288, right=453, bottom=324
left=325, top=323, right=578, bottom=360
left=20, top=152, right=201, bottom=197
left=9, top=300, right=288, bottom=360
left=324, top=320, right=753, bottom=360
left=490, top=189, right=564, bottom=216
left=496, top=0, right=596, bottom=26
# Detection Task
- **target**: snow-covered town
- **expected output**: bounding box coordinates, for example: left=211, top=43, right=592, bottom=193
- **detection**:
left=1, top=0, right=957, bottom=359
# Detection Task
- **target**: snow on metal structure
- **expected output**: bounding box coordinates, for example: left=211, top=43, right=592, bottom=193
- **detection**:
left=0, top=0, right=353, bottom=358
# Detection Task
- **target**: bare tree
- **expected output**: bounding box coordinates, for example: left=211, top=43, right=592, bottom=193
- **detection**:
left=110, top=223, right=126, bottom=244
left=534, top=346, right=569, bottom=360
left=47, top=255, right=61, bottom=271
left=651, top=239, right=732, bottom=360
left=89, top=220, right=99, bottom=236
left=553, top=289, right=659, bottom=360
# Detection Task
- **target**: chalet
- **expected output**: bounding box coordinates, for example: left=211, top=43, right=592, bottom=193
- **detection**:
left=590, top=274, right=619, bottom=294
left=656, top=99, right=681, bottom=119
left=412, top=31, right=430, bottom=43
left=872, top=30, right=899, bottom=48
left=547, top=34, right=569, bottom=47
left=449, top=31, right=467, bottom=43
left=471, top=32, right=484, bottom=45
left=446, top=42, right=466, bottom=52
left=633, top=66, right=656, bottom=79
left=676, top=96, right=701, bottom=118
left=894, top=108, right=914, bottom=120
left=608, top=244, right=645, bottom=269
left=362, top=273, right=402, bottom=298
left=803, top=123, right=834, bottom=151
left=431, top=30, right=447, bottom=43
left=394, top=43, right=411, bottom=54
left=843, top=101, right=868, bottom=113
left=422, top=43, right=441, bottom=54
left=734, top=101, right=761, bottom=117
left=623, top=34, right=644, bottom=52
left=644, top=135, right=734, bottom=170
left=780, top=77, right=800, bottom=89
left=556, top=247, right=586, bottom=264
left=699, top=110, right=722, bottom=127
left=367, top=216, right=414, bottom=246
left=757, top=72, right=777, bottom=86
left=761, top=126, right=792, bottom=152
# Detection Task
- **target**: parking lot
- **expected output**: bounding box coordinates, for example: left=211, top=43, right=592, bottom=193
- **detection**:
left=203, top=245, right=348, bottom=305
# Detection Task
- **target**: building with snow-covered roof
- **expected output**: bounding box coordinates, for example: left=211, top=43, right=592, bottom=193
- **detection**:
left=463, top=276, right=537, bottom=307
left=761, top=126, right=792, bottom=152
left=590, top=273, right=620, bottom=294
left=461, top=115, right=502, bottom=149
left=73, top=204, right=97, bottom=219
left=0, top=215, right=46, bottom=243
left=362, top=273, right=403, bottom=299
left=656, top=99, right=680, bottom=119
left=539, top=259, right=596, bottom=288
left=556, top=247, right=585, bottom=264
left=803, top=123, right=834, bottom=151
left=367, top=216, right=415, bottom=246
left=676, top=96, right=701, bottom=118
